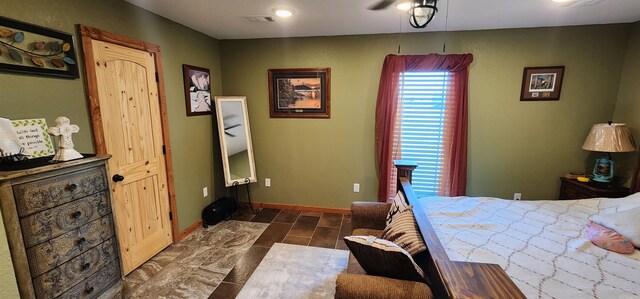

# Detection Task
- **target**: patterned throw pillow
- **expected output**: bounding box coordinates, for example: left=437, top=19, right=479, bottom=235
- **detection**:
left=382, top=207, right=427, bottom=256
left=592, top=206, right=640, bottom=247
left=343, top=235, right=426, bottom=283
left=386, top=191, right=409, bottom=226
left=585, top=221, right=635, bottom=254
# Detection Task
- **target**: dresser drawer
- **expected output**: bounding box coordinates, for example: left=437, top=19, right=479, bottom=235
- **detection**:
left=559, top=177, right=630, bottom=200
left=33, top=238, right=118, bottom=298
left=560, top=185, right=592, bottom=199
left=57, top=260, right=120, bottom=299
left=26, top=216, right=115, bottom=277
left=13, top=166, right=108, bottom=217
left=20, top=191, right=111, bottom=247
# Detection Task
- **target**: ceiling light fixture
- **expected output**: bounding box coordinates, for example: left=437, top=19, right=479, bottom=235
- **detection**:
left=274, top=8, right=294, bottom=17
left=409, top=0, right=438, bottom=29
left=396, top=2, right=413, bottom=11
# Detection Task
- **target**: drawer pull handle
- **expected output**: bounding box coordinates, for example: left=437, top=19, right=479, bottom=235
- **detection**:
left=112, top=174, right=125, bottom=182
left=67, top=183, right=78, bottom=191
left=72, top=211, right=82, bottom=219
left=77, top=237, right=86, bottom=246
left=85, top=287, right=94, bottom=294
left=82, top=263, right=91, bottom=271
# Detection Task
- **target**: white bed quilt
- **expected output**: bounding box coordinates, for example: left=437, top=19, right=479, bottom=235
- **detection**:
left=420, top=195, right=640, bottom=299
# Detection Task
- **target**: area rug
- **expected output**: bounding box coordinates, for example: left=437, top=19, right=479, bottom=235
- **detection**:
left=236, top=243, right=349, bottom=299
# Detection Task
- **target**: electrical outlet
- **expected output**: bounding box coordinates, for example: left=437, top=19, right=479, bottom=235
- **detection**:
left=353, top=183, right=360, bottom=193
left=265, top=178, right=271, bottom=187
left=514, top=193, right=522, bottom=200
left=203, top=187, right=208, bottom=197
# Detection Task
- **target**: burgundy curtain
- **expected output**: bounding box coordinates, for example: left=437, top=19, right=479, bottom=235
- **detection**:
left=375, top=54, right=474, bottom=202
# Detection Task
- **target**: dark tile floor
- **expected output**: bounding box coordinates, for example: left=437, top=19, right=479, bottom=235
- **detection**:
left=207, top=207, right=351, bottom=298
left=124, top=207, right=351, bottom=298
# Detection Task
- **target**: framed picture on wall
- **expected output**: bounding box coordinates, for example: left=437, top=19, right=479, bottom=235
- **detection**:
left=268, top=68, right=331, bottom=118
left=0, top=16, right=79, bottom=79
left=183, top=64, right=212, bottom=116
left=520, top=66, right=565, bottom=101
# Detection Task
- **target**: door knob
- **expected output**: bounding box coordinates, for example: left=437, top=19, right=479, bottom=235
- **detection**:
left=112, top=174, right=125, bottom=182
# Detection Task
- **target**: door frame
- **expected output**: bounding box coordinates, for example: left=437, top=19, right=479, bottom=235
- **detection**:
left=79, top=25, right=180, bottom=243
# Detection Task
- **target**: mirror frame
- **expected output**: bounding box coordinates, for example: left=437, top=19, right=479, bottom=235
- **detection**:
left=214, top=96, right=257, bottom=186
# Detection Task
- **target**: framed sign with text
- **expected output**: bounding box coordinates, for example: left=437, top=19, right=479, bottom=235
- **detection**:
left=11, top=118, right=55, bottom=158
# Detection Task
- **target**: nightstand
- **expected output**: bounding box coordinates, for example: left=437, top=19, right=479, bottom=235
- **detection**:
left=559, top=177, right=630, bottom=200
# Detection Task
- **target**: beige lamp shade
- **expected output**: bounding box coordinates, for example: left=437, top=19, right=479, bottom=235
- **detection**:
left=582, top=123, right=636, bottom=152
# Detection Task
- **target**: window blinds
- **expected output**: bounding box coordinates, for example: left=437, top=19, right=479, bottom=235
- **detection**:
left=399, top=72, right=449, bottom=196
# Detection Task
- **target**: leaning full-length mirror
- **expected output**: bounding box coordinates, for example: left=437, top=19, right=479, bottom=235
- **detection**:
left=214, top=96, right=257, bottom=186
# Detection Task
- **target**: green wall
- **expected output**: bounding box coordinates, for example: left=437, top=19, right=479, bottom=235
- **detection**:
left=0, top=0, right=223, bottom=233
left=220, top=24, right=632, bottom=205
left=0, top=0, right=224, bottom=293
left=0, top=1, right=637, bottom=293
left=613, top=22, right=640, bottom=184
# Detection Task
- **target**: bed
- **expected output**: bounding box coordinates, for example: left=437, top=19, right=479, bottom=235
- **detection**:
left=395, top=161, right=640, bottom=299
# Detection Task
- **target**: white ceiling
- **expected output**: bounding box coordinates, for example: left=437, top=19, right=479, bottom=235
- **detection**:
left=126, top=0, right=640, bottom=40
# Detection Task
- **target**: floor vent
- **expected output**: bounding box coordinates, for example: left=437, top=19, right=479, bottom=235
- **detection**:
left=244, top=16, right=275, bottom=23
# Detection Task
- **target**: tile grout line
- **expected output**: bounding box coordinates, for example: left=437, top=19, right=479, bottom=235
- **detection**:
left=295, top=211, right=311, bottom=246
left=307, top=213, right=325, bottom=246
left=279, top=211, right=300, bottom=244
left=207, top=216, right=272, bottom=297
left=220, top=281, right=244, bottom=285
left=144, top=209, right=345, bottom=298
left=334, top=215, right=345, bottom=249
left=214, top=208, right=283, bottom=290
left=125, top=236, right=195, bottom=290
left=296, top=209, right=311, bottom=245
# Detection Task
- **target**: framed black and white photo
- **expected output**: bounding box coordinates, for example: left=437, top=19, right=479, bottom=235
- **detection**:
left=183, top=64, right=212, bottom=116
left=520, top=66, right=565, bottom=101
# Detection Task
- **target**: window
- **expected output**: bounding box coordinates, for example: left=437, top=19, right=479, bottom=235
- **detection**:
left=399, top=71, right=449, bottom=197
left=375, top=54, right=471, bottom=201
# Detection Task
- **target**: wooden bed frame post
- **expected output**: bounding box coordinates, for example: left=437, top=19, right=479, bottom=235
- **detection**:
left=394, top=160, right=418, bottom=184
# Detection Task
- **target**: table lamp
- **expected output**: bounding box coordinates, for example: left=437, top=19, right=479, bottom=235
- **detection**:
left=582, top=122, right=636, bottom=182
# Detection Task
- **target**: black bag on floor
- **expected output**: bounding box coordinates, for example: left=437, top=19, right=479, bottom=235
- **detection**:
left=202, top=197, right=233, bottom=227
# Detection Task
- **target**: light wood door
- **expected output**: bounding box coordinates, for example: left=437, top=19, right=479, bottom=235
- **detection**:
left=90, top=40, right=172, bottom=274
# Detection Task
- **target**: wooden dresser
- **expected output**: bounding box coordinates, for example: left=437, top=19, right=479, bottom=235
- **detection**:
left=559, top=177, right=630, bottom=200
left=0, top=155, right=122, bottom=298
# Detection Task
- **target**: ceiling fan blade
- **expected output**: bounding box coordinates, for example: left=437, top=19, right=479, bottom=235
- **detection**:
left=225, top=131, right=236, bottom=137
left=225, top=124, right=241, bottom=130
left=368, top=0, right=396, bottom=10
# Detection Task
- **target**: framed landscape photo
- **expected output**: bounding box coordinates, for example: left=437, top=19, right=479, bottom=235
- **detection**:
left=268, top=68, right=331, bottom=118
left=520, top=66, right=565, bottom=101
left=183, top=64, right=212, bottom=116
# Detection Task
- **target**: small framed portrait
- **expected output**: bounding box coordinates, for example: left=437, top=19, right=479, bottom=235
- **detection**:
left=268, top=68, right=331, bottom=118
left=183, top=64, right=212, bottom=116
left=520, top=66, right=565, bottom=101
